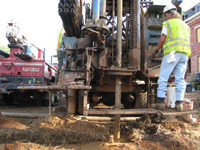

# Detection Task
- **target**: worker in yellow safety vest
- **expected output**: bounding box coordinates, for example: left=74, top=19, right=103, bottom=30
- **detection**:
left=152, top=4, right=191, bottom=112
left=57, top=28, right=66, bottom=70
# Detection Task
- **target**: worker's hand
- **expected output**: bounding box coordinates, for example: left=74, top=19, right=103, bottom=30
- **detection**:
left=152, top=49, right=159, bottom=58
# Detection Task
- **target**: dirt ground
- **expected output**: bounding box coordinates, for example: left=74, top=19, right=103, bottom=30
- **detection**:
left=0, top=92, right=200, bottom=150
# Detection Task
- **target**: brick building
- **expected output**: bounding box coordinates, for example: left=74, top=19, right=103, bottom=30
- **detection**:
left=184, top=2, right=200, bottom=81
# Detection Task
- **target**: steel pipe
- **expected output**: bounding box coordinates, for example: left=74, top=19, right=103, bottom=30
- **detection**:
left=64, top=9, right=76, bottom=36
left=58, top=3, right=63, bottom=7
left=92, top=0, right=100, bottom=20
left=58, top=9, right=71, bottom=36
left=1, top=112, right=48, bottom=118
left=70, top=3, right=75, bottom=7
left=64, top=3, right=69, bottom=7
left=100, top=0, right=106, bottom=18
left=116, top=0, right=122, bottom=68
left=70, top=9, right=80, bottom=37
left=114, top=0, right=123, bottom=142
left=81, top=116, right=141, bottom=122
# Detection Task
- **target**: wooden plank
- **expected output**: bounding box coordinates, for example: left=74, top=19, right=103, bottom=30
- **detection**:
left=161, top=110, right=199, bottom=116
left=87, top=108, right=199, bottom=115
left=17, top=85, right=91, bottom=90
left=88, top=108, right=157, bottom=115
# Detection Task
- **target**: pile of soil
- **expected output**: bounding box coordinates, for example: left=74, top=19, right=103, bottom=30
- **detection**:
left=0, top=91, right=200, bottom=150
left=0, top=141, right=51, bottom=150
left=0, top=114, right=109, bottom=146
left=0, top=113, right=200, bottom=150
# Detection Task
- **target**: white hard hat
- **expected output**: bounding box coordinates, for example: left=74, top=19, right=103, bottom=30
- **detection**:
left=163, top=5, right=177, bottom=14
left=8, top=19, right=14, bottom=24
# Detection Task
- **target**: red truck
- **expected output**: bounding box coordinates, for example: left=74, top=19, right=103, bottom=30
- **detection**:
left=0, top=20, right=57, bottom=105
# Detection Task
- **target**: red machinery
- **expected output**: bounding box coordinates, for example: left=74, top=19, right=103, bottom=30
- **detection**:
left=0, top=20, right=57, bottom=105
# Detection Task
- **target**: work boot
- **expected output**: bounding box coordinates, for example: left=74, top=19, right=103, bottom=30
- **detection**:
left=156, top=97, right=165, bottom=110
left=175, top=101, right=183, bottom=112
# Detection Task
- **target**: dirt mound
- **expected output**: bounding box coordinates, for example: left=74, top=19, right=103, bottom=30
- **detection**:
left=0, top=115, right=28, bottom=129
left=0, top=141, right=50, bottom=150
left=0, top=114, right=109, bottom=146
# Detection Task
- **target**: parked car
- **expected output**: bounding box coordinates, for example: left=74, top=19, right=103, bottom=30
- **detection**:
left=192, top=72, right=200, bottom=82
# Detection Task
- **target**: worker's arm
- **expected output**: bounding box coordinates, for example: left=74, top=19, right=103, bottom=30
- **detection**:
left=152, top=34, right=167, bottom=57
left=157, top=34, right=167, bottom=51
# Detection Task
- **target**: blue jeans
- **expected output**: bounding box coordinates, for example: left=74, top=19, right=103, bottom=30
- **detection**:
left=157, top=52, right=188, bottom=101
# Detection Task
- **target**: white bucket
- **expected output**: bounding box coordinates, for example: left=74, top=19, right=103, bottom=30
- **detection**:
left=166, top=87, right=176, bottom=108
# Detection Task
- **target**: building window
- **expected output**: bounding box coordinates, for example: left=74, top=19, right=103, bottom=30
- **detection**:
left=188, top=58, right=191, bottom=73
left=197, top=27, right=200, bottom=43
left=198, top=56, right=200, bottom=72
left=197, top=5, right=200, bottom=12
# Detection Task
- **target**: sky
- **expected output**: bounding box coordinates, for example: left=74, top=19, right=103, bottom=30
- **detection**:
left=0, top=0, right=199, bottom=60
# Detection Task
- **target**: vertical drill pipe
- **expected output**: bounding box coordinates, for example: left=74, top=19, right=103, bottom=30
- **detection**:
left=100, top=0, right=106, bottom=18
left=116, top=0, right=122, bottom=68
left=111, top=0, right=115, bottom=64
left=137, top=0, right=141, bottom=49
left=114, top=0, right=122, bottom=142
left=92, top=0, right=100, bottom=20
left=114, top=76, right=121, bottom=142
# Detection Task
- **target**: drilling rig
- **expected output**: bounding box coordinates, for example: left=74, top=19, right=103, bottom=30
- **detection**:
left=55, top=0, right=167, bottom=115
left=17, top=0, right=184, bottom=116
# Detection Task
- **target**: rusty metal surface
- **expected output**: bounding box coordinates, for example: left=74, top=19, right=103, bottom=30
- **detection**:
left=129, top=48, right=140, bottom=69
left=85, top=28, right=105, bottom=45
left=106, top=71, right=133, bottom=76
left=147, top=18, right=163, bottom=29
left=68, top=90, right=76, bottom=113
left=82, top=19, right=109, bottom=35
left=77, top=38, right=91, bottom=50
left=90, top=85, right=141, bottom=93
left=99, top=48, right=107, bottom=68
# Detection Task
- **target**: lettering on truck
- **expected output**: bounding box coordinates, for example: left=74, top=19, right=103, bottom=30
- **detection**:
left=22, top=67, right=40, bottom=72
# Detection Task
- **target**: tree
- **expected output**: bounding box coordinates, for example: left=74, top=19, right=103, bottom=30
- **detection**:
left=181, top=10, right=186, bottom=14
left=0, top=45, right=10, bottom=53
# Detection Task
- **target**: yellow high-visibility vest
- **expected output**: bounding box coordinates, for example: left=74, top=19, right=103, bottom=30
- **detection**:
left=57, top=28, right=63, bottom=49
left=162, top=18, right=191, bottom=56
